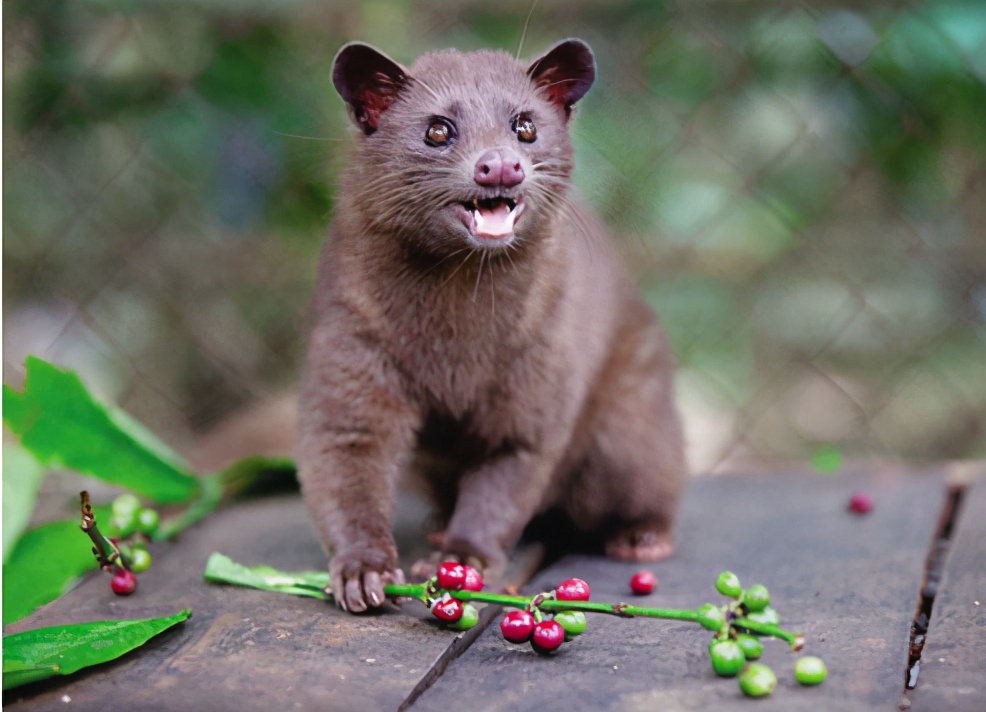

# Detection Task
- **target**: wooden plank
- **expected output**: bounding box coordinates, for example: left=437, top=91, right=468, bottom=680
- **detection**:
left=909, top=473, right=986, bottom=712
left=411, top=470, right=947, bottom=711
left=1, top=490, right=491, bottom=711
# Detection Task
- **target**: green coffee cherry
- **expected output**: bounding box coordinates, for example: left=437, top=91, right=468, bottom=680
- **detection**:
left=745, top=606, right=780, bottom=626
left=735, top=634, right=764, bottom=660
left=109, top=493, right=143, bottom=537
left=129, top=547, right=152, bottom=574
left=739, top=662, right=777, bottom=697
left=715, top=571, right=742, bottom=599
left=450, top=603, right=480, bottom=631
left=554, top=611, right=587, bottom=640
left=708, top=640, right=746, bottom=677
left=112, top=493, right=142, bottom=518
left=697, top=603, right=726, bottom=632
left=794, top=656, right=827, bottom=685
left=107, top=514, right=137, bottom=539
left=135, top=508, right=160, bottom=535
left=742, top=584, right=771, bottom=613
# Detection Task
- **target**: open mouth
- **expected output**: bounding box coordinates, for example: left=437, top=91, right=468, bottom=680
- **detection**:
left=459, top=196, right=525, bottom=241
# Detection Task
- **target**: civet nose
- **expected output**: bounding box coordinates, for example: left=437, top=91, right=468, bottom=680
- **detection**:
left=474, top=148, right=525, bottom=188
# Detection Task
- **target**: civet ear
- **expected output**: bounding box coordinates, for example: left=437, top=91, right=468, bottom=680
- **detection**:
left=332, top=42, right=409, bottom=135
left=527, top=39, right=596, bottom=119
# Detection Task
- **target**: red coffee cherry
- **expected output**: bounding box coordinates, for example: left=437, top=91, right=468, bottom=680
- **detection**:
left=430, top=596, right=464, bottom=623
left=500, top=610, right=536, bottom=644
left=461, top=565, right=484, bottom=592
left=110, top=569, right=138, bottom=596
left=848, top=492, right=874, bottom=514
left=630, top=570, right=657, bottom=595
left=530, top=620, right=565, bottom=654
left=436, top=561, right=467, bottom=590
left=555, top=578, right=590, bottom=601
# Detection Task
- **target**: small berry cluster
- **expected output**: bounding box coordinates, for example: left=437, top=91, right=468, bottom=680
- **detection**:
left=426, top=561, right=485, bottom=631
left=704, top=571, right=826, bottom=696
left=499, top=578, right=591, bottom=655
left=108, top=493, right=161, bottom=541
left=83, top=492, right=161, bottom=597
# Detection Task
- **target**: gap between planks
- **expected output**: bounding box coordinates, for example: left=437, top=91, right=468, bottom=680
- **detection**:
left=397, top=542, right=546, bottom=711
left=900, top=482, right=966, bottom=709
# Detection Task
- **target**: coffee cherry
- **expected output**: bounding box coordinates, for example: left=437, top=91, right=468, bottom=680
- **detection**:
left=450, top=604, right=480, bottom=631
left=709, top=640, right=746, bottom=677
left=630, top=570, right=657, bottom=595
left=530, top=620, right=565, bottom=655
left=500, top=610, right=536, bottom=644
left=554, top=611, right=587, bottom=640
left=110, top=568, right=138, bottom=596
left=715, top=571, right=742, bottom=599
left=745, top=606, right=780, bottom=626
left=461, top=565, right=484, bottom=592
left=129, top=547, right=152, bottom=574
left=430, top=595, right=464, bottom=623
left=556, top=578, right=590, bottom=601
left=112, top=493, right=142, bottom=518
left=735, top=634, right=764, bottom=660
left=848, top=492, right=873, bottom=514
left=135, top=508, right=160, bottom=535
left=436, top=561, right=467, bottom=590
left=697, top=603, right=726, bottom=631
left=794, top=656, right=827, bottom=685
left=109, top=511, right=138, bottom=538
left=743, top=584, right=770, bottom=613
left=739, top=662, right=777, bottom=697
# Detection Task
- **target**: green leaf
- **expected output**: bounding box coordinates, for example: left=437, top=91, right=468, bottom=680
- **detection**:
left=2, top=508, right=109, bottom=625
left=1, top=658, right=61, bottom=688
left=203, top=552, right=330, bottom=600
left=2, top=445, right=47, bottom=562
left=3, top=356, right=200, bottom=504
left=2, top=609, right=192, bottom=690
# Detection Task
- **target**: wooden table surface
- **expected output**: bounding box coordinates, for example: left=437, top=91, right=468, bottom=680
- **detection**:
left=4, top=466, right=983, bottom=712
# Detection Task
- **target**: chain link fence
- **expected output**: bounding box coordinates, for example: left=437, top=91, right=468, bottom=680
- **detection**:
left=5, top=0, right=985, bottom=476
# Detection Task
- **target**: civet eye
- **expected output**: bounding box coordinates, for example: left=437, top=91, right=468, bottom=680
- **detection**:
left=512, top=113, right=537, bottom=143
left=425, top=118, right=456, bottom=147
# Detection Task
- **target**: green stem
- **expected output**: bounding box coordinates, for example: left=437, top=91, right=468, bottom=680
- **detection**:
left=386, top=583, right=703, bottom=624
left=205, top=554, right=806, bottom=652
left=153, top=475, right=224, bottom=541
left=154, top=457, right=293, bottom=541
left=733, top=617, right=805, bottom=650
left=383, top=583, right=802, bottom=647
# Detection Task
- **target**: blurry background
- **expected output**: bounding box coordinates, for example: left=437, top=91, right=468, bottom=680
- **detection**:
left=4, top=0, right=985, bottom=474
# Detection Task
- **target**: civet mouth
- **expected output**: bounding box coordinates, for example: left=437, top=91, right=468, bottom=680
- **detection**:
left=458, top=196, right=525, bottom=240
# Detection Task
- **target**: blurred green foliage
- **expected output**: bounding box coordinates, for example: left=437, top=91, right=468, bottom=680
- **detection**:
left=4, top=0, right=985, bottom=467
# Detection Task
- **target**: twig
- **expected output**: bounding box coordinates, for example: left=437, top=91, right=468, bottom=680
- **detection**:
left=79, top=491, right=126, bottom=571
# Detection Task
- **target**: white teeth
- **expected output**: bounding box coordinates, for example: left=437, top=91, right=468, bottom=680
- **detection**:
left=473, top=201, right=523, bottom=239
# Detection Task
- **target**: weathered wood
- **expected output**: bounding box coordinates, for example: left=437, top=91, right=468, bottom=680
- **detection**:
left=2, top=490, right=484, bottom=711
left=412, top=470, right=947, bottom=711
left=5, top=471, right=957, bottom=711
left=909, top=473, right=986, bottom=712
